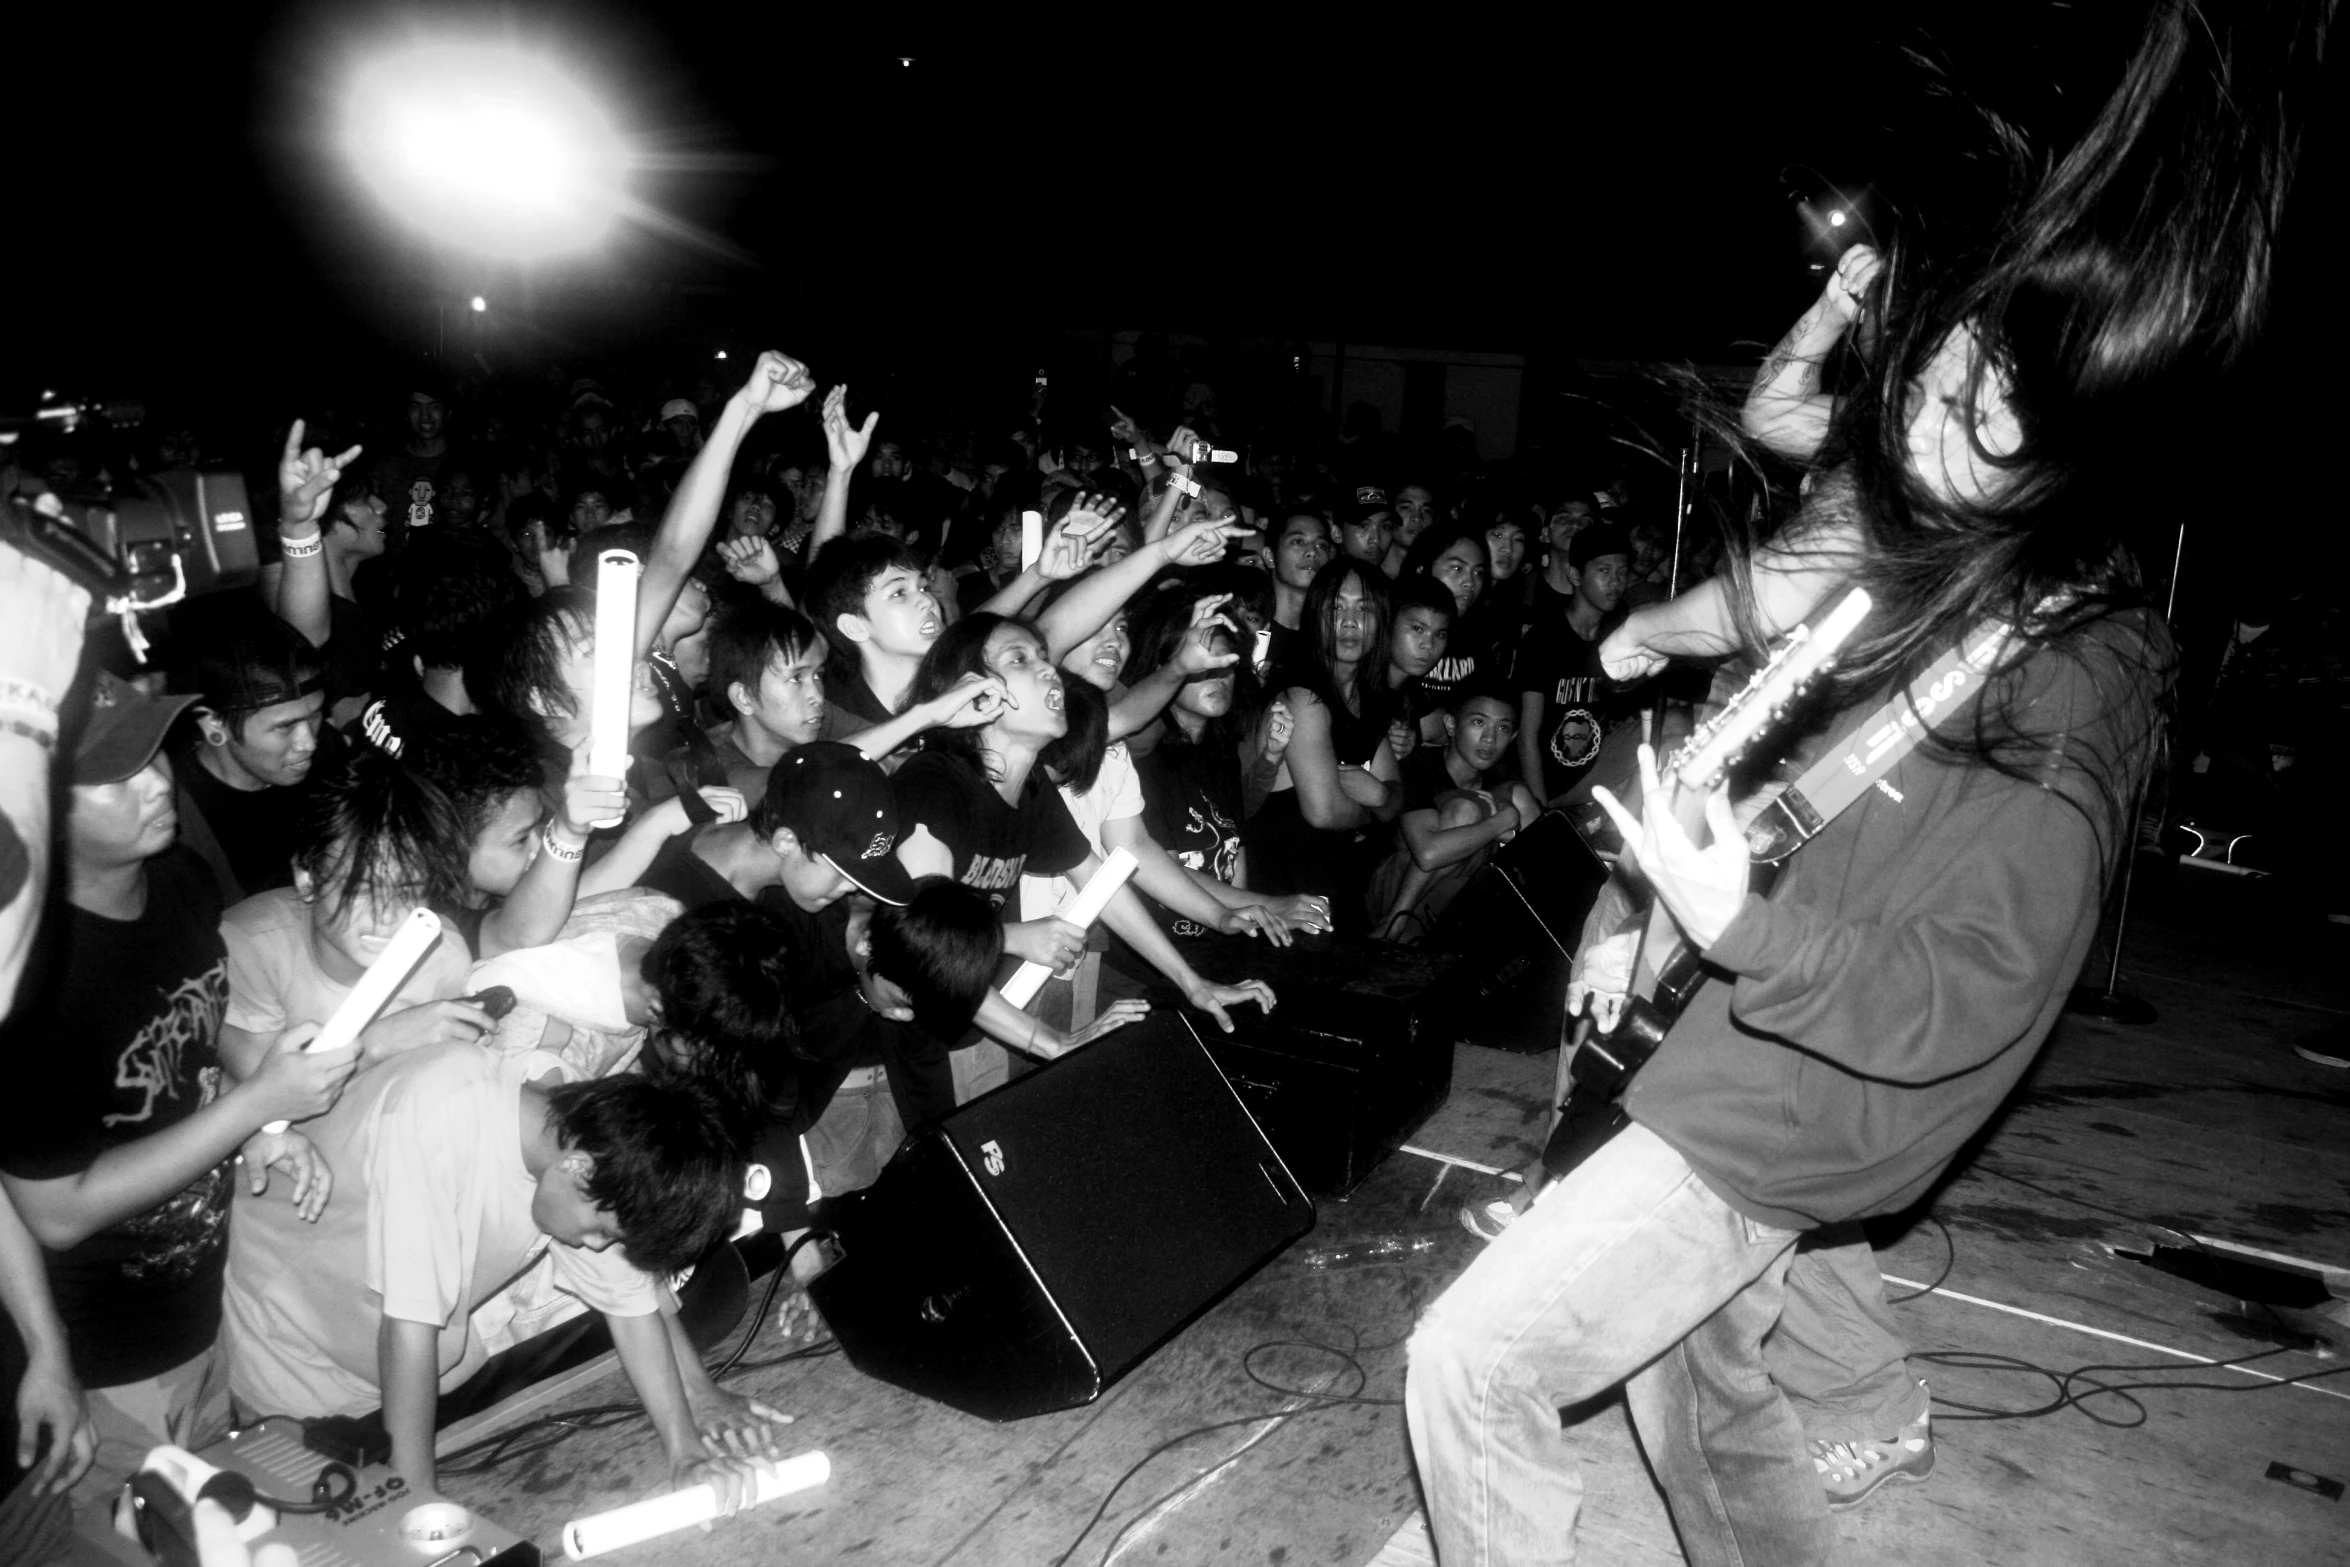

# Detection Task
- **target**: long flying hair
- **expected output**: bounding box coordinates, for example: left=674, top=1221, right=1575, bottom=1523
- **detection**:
left=1721, top=1, right=2329, bottom=863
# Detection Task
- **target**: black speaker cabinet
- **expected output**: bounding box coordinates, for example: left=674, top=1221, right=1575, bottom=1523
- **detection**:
left=1428, top=809, right=1610, bottom=1053
left=1111, top=932, right=1456, bottom=1196
left=806, top=1018, right=1313, bottom=1421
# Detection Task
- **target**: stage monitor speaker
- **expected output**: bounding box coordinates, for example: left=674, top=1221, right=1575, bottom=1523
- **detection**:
left=806, top=1017, right=1314, bottom=1421
left=1429, top=808, right=1609, bottom=1053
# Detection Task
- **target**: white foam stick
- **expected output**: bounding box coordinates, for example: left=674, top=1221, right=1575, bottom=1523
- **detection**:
left=561, top=1451, right=830, bottom=1559
left=1000, top=848, right=1137, bottom=1008
left=1019, top=510, right=1044, bottom=571
left=261, top=908, right=441, bottom=1133
left=588, top=550, right=642, bottom=791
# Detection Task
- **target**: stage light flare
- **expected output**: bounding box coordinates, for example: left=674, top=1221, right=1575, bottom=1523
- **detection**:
left=1828, top=209, right=1847, bottom=228
left=347, top=44, right=626, bottom=259
left=470, top=295, right=488, bottom=312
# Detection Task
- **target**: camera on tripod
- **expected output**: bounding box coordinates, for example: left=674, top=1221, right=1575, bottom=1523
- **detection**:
left=2, top=393, right=260, bottom=622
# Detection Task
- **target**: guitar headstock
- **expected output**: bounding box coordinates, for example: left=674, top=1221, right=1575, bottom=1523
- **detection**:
left=1661, top=588, right=1874, bottom=797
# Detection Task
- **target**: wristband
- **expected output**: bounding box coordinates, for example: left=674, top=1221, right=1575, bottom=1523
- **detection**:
left=0, top=677, right=56, bottom=719
left=0, top=716, right=56, bottom=751
left=541, top=821, right=587, bottom=863
left=281, top=533, right=324, bottom=559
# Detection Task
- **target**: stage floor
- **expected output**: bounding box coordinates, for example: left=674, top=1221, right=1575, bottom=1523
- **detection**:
left=443, top=862, right=2350, bottom=1566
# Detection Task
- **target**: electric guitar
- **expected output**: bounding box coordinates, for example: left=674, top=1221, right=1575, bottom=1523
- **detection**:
left=1542, top=587, right=1875, bottom=1179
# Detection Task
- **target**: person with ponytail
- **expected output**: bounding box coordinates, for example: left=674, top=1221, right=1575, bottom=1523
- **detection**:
left=1402, top=6, right=2332, bottom=1562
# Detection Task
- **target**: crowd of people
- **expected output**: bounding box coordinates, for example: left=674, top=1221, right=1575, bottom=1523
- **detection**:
left=0, top=318, right=1692, bottom=1556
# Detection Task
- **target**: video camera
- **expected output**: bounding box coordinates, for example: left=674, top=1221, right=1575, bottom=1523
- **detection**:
left=2, top=394, right=260, bottom=645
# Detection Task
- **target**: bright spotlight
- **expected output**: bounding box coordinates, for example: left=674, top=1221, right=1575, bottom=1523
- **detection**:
left=714, top=349, right=728, bottom=360
left=469, top=295, right=488, bottom=312
left=347, top=44, right=625, bottom=259
left=1828, top=210, right=1847, bottom=228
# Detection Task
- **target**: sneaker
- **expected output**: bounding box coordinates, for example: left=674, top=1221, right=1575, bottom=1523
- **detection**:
left=1811, top=1408, right=1934, bottom=1510
left=1459, top=1199, right=1517, bottom=1243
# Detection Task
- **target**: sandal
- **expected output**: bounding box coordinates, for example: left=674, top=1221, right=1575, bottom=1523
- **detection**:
left=1810, top=1404, right=1934, bottom=1510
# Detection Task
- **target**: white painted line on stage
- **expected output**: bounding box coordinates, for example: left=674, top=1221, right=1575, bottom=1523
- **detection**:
left=1400, top=1146, right=1524, bottom=1181
left=1880, top=1275, right=2350, bottom=1404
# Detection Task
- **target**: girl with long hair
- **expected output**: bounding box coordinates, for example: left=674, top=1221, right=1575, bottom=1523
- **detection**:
left=1241, top=558, right=1404, bottom=931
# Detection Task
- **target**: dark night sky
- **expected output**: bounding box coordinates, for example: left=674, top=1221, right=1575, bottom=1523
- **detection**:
left=12, top=4, right=2344, bottom=449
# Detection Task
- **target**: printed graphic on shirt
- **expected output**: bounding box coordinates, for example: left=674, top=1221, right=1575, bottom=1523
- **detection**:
left=963, top=853, right=1025, bottom=905
left=105, top=963, right=231, bottom=1129
left=407, top=478, right=436, bottom=530
left=1547, top=672, right=1607, bottom=771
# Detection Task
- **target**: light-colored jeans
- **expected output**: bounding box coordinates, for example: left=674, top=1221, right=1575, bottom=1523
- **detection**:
left=1405, top=1122, right=1829, bottom=1566
left=73, top=1343, right=233, bottom=1512
left=1767, top=1223, right=1929, bottom=1443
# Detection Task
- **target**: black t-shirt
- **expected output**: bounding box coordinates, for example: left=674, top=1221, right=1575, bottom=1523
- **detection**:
left=1515, top=599, right=1623, bottom=797
left=1134, top=735, right=1245, bottom=938
left=0, top=848, right=232, bottom=1388
left=636, top=828, right=741, bottom=911
left=891, top=750, right=1090, bottom=912
left=171, top=737, right=335, bottom=903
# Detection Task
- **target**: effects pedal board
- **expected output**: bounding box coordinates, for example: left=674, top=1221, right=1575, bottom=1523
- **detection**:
left=69, top=1418, right=537, bottom=1567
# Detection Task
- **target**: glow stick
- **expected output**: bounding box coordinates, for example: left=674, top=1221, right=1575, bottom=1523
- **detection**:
left=1019, top=510, right=1043, bottom=571
left=560, top=1451, right=830, bottom=1559
left=588, top=550, right=642, bottom=792
left=261, top=908, right=441, bottom=1133
left=1000, top=848, right=1136, bottom=1008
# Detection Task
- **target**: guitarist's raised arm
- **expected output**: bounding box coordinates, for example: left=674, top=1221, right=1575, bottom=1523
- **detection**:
left=1599, top=517, right=1863, bottom=685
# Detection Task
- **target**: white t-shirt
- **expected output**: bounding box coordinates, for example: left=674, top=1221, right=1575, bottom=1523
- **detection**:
left=220, top=887, right=474, bottom=1039
left=223, top=1044, right=657, bottom=1419
left=1019, top=741, right=1144, bottom=920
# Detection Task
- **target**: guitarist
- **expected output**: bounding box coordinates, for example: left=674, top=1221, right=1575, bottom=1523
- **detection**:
left=1397, top=6, right=2326, bottom=1564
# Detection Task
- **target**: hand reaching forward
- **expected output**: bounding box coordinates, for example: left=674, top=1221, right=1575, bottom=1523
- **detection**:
left=739, top=351, right=816, bottom=416
left=278, top=418, right=363, bottom=532
left=1158, top=514, right=1236, bottom=569
left=1184, top=977, right=1276, bottom=1034
left=239, top=1128, right=333, bottom=1222
left=821, top=384, right=879, bottom=471
left=1173, top=595, right=1241, bottom=674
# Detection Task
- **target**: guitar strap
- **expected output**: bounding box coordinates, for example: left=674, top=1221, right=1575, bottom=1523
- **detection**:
left=1743, top=616, right=2013, bottom=865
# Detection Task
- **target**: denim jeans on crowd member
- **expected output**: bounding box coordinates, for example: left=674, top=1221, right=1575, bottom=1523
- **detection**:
left=1765, top=1224, right=1930, bottom=1444
left=1405, top=1122, right=1831, bottom=1567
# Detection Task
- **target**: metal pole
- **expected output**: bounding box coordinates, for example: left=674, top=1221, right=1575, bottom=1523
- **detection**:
left=2067, top=519, right=2185, bottom=1025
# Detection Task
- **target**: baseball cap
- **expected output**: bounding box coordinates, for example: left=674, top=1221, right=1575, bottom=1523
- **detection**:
left=1341, top=485, right=1395, bottom=530
left=71, top=673, right=197, bottom=786
left=765, top=742, right=915, bottom=905
left=659, top=399, right=697, bottom=423
left=1568, top=522, right=1634, bottom=571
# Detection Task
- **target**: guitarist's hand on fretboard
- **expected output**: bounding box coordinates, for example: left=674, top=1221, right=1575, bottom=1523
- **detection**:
left=1592, top=742, right=1752, bottom=952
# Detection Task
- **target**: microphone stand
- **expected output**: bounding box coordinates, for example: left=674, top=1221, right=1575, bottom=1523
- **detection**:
left=2066, top=519, right=2186, bottom=1025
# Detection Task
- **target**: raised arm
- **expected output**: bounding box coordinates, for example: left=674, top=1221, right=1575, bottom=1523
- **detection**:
left=1741, top=244, right=1880, bottom=461
left=808, top=384, right=878, bottom=566
left=1034, top=512, right=1235, bottom=661
left=0, top=547, right=90, bottom=1017
left=638, top=351, right=813, bottom=660
left=271, top=419, right=362, bottom=650
left=1107, top=596, right=1239, bottom=740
